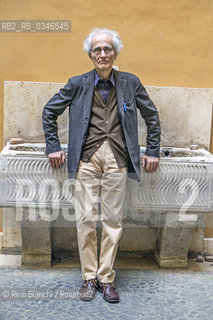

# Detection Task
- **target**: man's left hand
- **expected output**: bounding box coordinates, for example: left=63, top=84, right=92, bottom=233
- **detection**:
left=142, top=155, right=159, bottom=173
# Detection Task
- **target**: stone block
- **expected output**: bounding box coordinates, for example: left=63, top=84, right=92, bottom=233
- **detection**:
left=140, top=86, right=213, bottom=149
left=154, top=212, right=200, bottom=268
left=21, top=208, right=51, bottom=267
left=4, top=81, right=69, bottom=144
left=21, top=254, right=51, bottom=268
left=4, top=81, right=213, bottom=150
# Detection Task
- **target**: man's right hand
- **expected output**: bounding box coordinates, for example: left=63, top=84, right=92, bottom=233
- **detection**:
left=48, top=150, right=65, bottom=169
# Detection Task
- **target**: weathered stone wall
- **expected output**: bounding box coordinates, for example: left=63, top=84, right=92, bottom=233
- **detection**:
left=4, top=81, right=213, bottom=150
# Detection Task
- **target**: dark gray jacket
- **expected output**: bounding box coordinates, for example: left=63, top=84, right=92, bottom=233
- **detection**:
left=42, top=69, right=161, bottom=181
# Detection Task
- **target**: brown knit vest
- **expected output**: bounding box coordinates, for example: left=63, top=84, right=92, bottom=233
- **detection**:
left=81, top=87, right=128, bottom=167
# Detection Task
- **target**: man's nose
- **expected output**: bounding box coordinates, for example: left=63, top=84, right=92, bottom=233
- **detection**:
left=100, top=49, right=107, bottom=57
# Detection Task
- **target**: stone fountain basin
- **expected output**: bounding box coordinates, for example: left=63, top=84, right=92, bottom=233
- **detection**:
left=0, top=143, right=213, bottom=212
left=1, top=143, right=213, bottom=269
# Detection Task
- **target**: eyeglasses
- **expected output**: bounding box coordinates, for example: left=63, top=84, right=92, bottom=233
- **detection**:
left=90, top=46, right=114, bottom=56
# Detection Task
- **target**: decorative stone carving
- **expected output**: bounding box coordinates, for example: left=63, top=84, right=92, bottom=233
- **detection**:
left=0, top=143, right=213, bottom=267
left=0, top=144, right=213, bottom=212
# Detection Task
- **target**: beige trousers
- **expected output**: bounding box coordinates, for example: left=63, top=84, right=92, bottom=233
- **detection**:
left=74, top=140, right=127, bottom=283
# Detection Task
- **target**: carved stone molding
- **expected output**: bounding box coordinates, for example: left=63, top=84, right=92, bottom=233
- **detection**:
left=0, top=143, right=212, bottom=212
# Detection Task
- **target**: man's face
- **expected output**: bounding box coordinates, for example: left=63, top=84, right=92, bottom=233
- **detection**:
left=90, top=34, right=116, bottom=74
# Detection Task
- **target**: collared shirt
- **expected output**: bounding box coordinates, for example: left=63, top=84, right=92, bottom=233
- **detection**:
left=94, top=70, right=115, bottom=103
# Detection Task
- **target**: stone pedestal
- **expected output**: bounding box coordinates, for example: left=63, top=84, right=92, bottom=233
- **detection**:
left=21, top=208, right=51, bottom=268
left=155, top=212, right=200, bottom=268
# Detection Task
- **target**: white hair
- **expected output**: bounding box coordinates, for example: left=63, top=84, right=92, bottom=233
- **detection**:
left=83, top=28, right=123, bottom=56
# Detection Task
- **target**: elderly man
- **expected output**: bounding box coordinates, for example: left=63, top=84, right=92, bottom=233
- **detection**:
left=42, top=28, right=161, bottom=303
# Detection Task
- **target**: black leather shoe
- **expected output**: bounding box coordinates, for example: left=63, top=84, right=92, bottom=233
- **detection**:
left=97, top=281, right=119, bottom=303
left=79, top=279, right=97, bottom=301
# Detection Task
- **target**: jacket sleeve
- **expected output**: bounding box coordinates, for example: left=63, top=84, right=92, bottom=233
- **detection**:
left=42, top=79, right=75, bottom=155
left=135, top=78, right=161, bottom=158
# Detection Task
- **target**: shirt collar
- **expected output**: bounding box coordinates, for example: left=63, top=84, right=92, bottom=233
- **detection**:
left=94, top=69, right=115, bottom=87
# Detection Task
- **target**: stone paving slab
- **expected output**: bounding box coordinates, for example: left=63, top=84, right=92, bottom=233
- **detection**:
left=0, top=267, right=213, bottom=320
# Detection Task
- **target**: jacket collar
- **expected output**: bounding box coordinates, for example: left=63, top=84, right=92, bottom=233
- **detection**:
left=113, top=69, right=127, bottom=112
left=82, top=69, right=126, bottom=116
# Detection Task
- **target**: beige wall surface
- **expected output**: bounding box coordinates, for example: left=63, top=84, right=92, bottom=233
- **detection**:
left=0, top=0, right=213, bottom=151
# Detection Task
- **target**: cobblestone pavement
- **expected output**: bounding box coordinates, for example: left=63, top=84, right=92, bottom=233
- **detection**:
left=0, top=267, right=213, bottom=320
